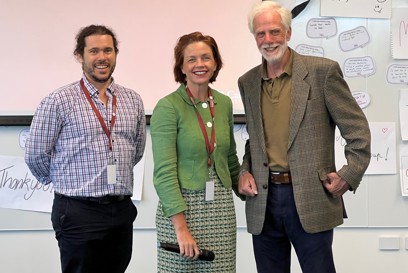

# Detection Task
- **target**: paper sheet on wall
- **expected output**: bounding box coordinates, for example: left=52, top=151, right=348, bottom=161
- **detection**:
left=399, top=145, right=408, bottom=196
left=391, top=8, right=408, bottom=59
left=321, top=0, right=391, bottom=19
left=132, top=154, right=145, bottom=201
left=0, top=156, right=53, bottom=212
left=0, top=155, right=145, bottom=213
left=335, top=122, right=396, bottom=175
left=399, top=89, right=408, bottom=140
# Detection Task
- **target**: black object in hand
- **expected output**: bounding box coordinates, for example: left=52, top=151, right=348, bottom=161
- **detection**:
left=158, top=242, right=215, bottom=261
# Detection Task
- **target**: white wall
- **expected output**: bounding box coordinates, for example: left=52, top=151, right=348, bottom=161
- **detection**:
left=1, top=227, right=408, bottom=272
left=2, top=0, right=408, bottom=272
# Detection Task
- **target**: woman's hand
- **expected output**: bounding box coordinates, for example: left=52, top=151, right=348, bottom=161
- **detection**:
left=171, top=212, right=200, bottom=260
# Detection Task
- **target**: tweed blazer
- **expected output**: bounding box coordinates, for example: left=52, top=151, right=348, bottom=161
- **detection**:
left=238, top=50, right=371, bottom=234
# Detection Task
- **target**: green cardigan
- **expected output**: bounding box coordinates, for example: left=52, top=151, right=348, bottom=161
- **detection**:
left=150, top=84, right=240, bottom=217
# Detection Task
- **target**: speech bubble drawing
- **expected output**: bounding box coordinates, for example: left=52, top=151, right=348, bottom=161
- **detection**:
left=19, top=128, right=30, bottom=149
left=339, top=26, right=370, bottom=52
left=295, top=44, right=325, bottom=57
left=352, top=91, right=371, bottom=109
left=344, top=56, right=376, bottom=77
left=306, top=18, right=337, bottom=39
left=387, top=64, right=408, bottom=84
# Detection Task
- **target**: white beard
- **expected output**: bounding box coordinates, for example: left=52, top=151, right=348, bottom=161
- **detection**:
left=260, top=43, right=287, bottom=64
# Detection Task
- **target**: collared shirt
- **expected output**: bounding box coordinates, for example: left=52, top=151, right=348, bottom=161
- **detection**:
left=261, top=49, right=294, bottom=172
left=25, top=75, right=146, bottom=197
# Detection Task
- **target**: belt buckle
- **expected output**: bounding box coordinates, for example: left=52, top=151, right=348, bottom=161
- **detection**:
left=270, top=171, right=290, bottom=184
left=270, top=171, right=280, bottom=184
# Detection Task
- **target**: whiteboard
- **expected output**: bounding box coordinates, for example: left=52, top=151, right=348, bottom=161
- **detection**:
left=0, top=126, right=248, bottom=230
left=0, top=0, right=257, bottom=115
left=1, top=124, right=407, bottom=230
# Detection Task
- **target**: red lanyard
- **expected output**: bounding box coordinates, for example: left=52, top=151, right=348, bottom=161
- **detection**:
left=80, top=79, right=117, bottom=151
left=186, top=86, right=215, bottom=167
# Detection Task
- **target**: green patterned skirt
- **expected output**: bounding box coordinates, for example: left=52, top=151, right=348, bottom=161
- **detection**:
left=156, top=176, right=237, bottom=273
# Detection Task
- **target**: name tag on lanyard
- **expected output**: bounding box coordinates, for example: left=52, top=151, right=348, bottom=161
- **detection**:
left=107, top=164, right=117, bottom=185
left=205, top=180, right=215, bottom=201
left=80, top=79, right=117, bottom=185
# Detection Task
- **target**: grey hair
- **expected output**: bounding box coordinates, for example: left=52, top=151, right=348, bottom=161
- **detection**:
left=247, top=0, right=292, bottom=34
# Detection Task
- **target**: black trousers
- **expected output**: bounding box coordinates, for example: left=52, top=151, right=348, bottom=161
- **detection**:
left=51, top=193, right=137, bottom=273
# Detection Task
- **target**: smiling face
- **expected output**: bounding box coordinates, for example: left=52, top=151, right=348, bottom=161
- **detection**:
left=76, top=34, right=117, bottom=88
left=253, top=10, right=291, bottom=64
left=181, top=41, right=217, bottom=88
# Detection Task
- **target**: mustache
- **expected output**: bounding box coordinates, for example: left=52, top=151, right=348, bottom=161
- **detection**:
left=261, top=44, right=279, bottom=49
left=95, top=61, right=110, bottom=65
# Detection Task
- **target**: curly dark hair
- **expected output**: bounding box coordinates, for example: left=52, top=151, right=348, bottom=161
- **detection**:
left=73, top=25, right=119, bottom=57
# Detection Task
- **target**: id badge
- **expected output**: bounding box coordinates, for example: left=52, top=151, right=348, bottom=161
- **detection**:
left=205, top=180, right=215, bottom=201
left=107, top=164, right=117, bottom=184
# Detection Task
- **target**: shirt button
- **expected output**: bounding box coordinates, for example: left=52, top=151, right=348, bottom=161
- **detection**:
left=207, top=122, right=212, bottom=127
left=202, top=102, right=208, bottom=109
left=263, top=184, right=268, bottom=189
left=263, top=162, right=268, bottom=167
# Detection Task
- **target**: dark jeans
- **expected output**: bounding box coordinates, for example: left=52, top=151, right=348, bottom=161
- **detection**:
left=253, top=183, right=336, bottom=273
left=51, top=193, right=137, bottom=273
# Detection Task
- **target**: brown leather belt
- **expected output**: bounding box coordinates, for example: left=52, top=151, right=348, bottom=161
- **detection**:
left=269, top=171, right=292, bottom=184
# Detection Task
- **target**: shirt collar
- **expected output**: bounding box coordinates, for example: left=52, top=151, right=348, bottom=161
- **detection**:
left=81, top=74, right=115, bottom=97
